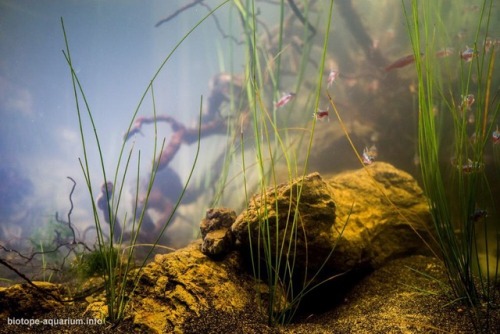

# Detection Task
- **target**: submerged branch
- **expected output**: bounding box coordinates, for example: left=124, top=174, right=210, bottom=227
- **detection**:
left=335, top=0, right=387, bottom=68
left=124, top=115, right=227, bottom=172
left=155, top=0, right=204, bottom=27
left=0, top=257, right=63, bottom=303
left=287, top=0, right=316, bottom=38
left=155, top=0, right=243, bottom=45
left=199, top=2, right=244, bottom=45
left=124, top=73, right=242, bottom=172
left=65, top=176, right=77, bottom=244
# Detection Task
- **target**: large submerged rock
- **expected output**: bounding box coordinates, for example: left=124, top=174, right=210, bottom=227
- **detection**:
left=0, top=281, right=64, bottom=319
left=328, top=162, right=432, bottom=269
left=231, top=171, right=338, bottom=277
left=231, top=162, right=432, bottom=277
left=117, top=241, right=271, bottom=333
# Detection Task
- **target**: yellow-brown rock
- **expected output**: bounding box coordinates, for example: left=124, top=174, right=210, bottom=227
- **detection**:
left=328, top=162, right=432, bottom=270
left=231, top=162, right=432, bottom=279
left=127, top=240, right=269, bottom=333
left=199, top=208, right=236, bottom=257
left=232, top=172, right=338, bottom=277
left=0, top=281, right=64, bottom=320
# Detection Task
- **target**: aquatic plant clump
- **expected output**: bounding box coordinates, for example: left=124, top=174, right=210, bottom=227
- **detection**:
left=72, top=247, right=119, bottom=280
left=404, top=0, right=500, bottom=331
left=228, top=0, right=352, bottom=326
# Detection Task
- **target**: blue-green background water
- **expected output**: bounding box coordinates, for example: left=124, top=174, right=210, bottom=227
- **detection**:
left=0, top=0, right=247, bottom=252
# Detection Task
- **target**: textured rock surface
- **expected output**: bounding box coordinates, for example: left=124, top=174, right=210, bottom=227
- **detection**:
left=232, top=162, right=432, bottom=278
left=327, top=162, right=432, bottom=270
left=0, top=281, right=64, bottom=319
left=122, top=241, right=269, bottom=333
left=200, top=208, right=236, bottom=257
left=232, top=172, right=338, bottom=277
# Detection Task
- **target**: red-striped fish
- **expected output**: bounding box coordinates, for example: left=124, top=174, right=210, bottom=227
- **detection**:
left=314, top=107, right=329, bottom=121
left=435, top=47, right=454, bottom=58
left=384, top=53, right=422, bottom=72
left=493, top=126, right=500, bottom=144
left=275, top=92, right=296, bottom=108
left=460, top=47, right=477, bottom=62
left=362, top=145, right=378, bottom=165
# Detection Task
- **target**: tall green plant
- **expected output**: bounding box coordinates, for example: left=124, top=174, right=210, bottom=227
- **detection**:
left=60, top=1, right=228, bottom=324
left=232, top=0, right=342, bottom=325
left=404, top=0, right=499, bottom=331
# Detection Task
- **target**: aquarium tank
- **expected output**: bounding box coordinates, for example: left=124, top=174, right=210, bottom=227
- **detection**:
left=0, top=0, right=499, bottom=332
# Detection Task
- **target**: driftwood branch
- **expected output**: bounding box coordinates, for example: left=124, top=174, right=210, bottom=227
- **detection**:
left=0, top=176, right=93, bottom=298
left=0, top=257, right=63, bottom=303
left=123, top=72, right=242, bottom=172
left=155, top=0, right=203, bottom=27
left=124, top=115, right=227, bottom=172
left=335, top=0, right=388, bottom=68
left=64, top=176, right=77, bottom=244
left=0, top=176, right=90, bottom=302
left=287, top=0, right=316, bottom=37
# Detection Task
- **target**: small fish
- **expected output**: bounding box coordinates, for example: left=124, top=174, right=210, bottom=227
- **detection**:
left=275, top=92, right=296, bottom=108
left=470, top=209, right=488, bottom=223
left=460, top=47, right=477, bottom=62
left=314, top=107, right=329, bottom=121
left=456, top=30, right=467, bottom=41
left=492, top=125, right=500, bottom=144
left=460, top=94, right=475, bottom=111
left=454, top=159, right=484, bottom=174
left=467, top=112, right=475, bottom=124
left=327, top=70, right=339, bottom=88
left=469, top=133, right=478, bottom=144
left=484, top=38, right=494, bottom=53
left=435, top=47, right=454, bottom=58
left=362, top=145, right=378, bottom=165
left=463, top=5, right=480, bottom=13
left=413, top=153, right=420, bottom=166
left=384, top=53, right=422, bottom=72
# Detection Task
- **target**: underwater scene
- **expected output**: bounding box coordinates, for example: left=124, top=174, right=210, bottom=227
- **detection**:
left=1, top=0, right=500, bottom=333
